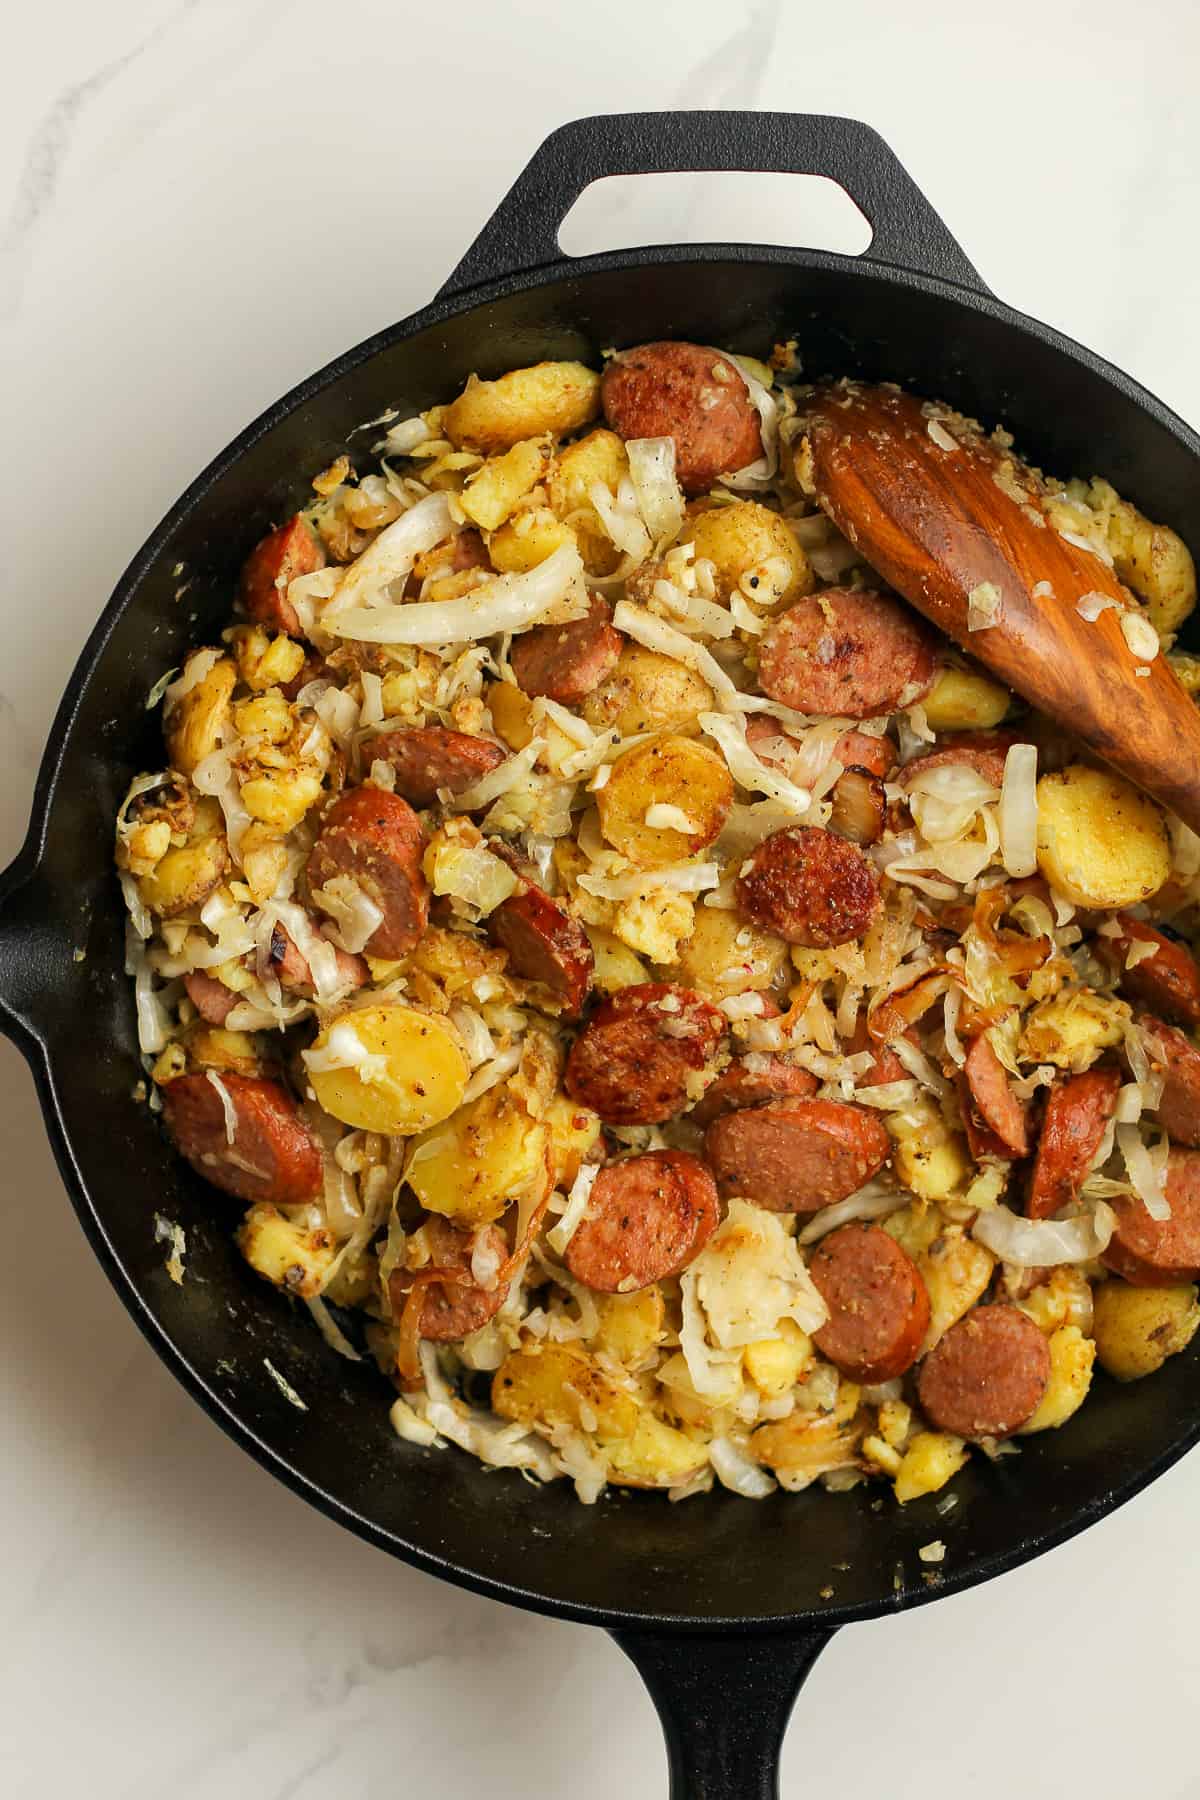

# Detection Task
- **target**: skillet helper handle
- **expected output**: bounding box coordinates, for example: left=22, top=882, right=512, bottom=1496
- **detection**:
left=437, top=110, right=986, bottom=299
left=611, top=1624, right=835, bottom=1799
left=0, top=846, right=51, bottom=1060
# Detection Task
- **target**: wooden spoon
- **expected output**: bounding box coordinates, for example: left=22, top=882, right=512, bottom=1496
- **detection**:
left=795, top=383, right=1200, bottom=833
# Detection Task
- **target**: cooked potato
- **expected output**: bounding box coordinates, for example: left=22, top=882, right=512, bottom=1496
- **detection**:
left=674, top=904, right=789, bottom=1000
left=612, top=888, right=695, bottom=964
left=485, top=680, right=579, bottom=770
left=306, top=1005, right=468, bottom=1136
left=585, top=926, right=650, bottom=994
left=492, top=1343, right=638, bottom=1441
left=232, top=688, right=292, bottom=745
left=589, top=1286, right=666, bottom=1368
left=1020, top=988, right=1128, bottom=1072
left=1092, top=1279, right=1200, bottom=1381
left=183, top=1024, right=260, bottom=1077
left=1018, top=1325, right=1094, bottom=1433
left=408, top=1084, right=549, bottom=1226
left=888, top=1104, right=971, bottom=1205
left=657, top=1348, right=741, bottom=1428
left=582, top=643, right=714, bottom=737
left=444, top=361, right=601, bottom=454
left=922, top=663, right=1011, bottom=731
left=917, top=1228, right=996, bottom=1354
left=239, top=765, right=325, bottom=833
left=487, top=507, right=576, bottom=574
left=138, top=830, right=229, bottom=919
left=1167, top=650, right=1200, bottom=697
left=881, top=1201, right=944, bottom=1262
left=237, top=1203, right=336, bottom=1299
left=743, top=1319, right=814, bottom=1398
left=1036, top=765, right=1170, bottom=908
left=239, top=821, right=291, bottom=905
left=544, top=1093, right=601, bottom=1187
left=460, top=436, right=551, bottom=532
left=1014, top=1265, right=1094, bottom=1336
left=165, top=653, right=236, bottom=776
left=607, top=1414, right=710, bottom=1488
left=547, top=428, right=629, bottom=575
left=684, top=499, right=811, bottom=610
left=230, top=625, right=307, bottom=693
left=893, top=1430, right=969, bottom=1504
left=597, top=734, right=733, bottom=867
left=752, top=1384, right=863, bottom=1484
left=1085, top=477, right=1197, bottom=638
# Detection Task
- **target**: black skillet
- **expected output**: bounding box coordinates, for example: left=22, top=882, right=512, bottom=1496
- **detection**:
left=2, top=111, right=1198, bottom=1798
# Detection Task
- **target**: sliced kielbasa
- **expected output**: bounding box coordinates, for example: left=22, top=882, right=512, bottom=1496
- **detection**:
left=1097, top=914, right=1200, bottom=1029
left=268, top=922, right=368, bottom=997
left=688, top=1055, right=818, bottom=1128
left=735, top=825, right=880, bottom=948
left=388, top=1216, right=511, bottom=1341
left=758, top=589, right=937, bottom=718
left=488, top=882, right=593, bottom=1016
left=240, top=514, right=325, bottom=637
left=917, top=1304, right=1051, bottom=1439
left=564, top=982, right=725, bottom=1125
left=810, top=1223, right=931, bottom=1382
left=1140, top=1015, right=1200, bottom=1148
left=704, top=1096, right=891, bottom=1213
left=963, top=1033, right=1029, bottom=1157
left=1027, top=1065, right=1121, bottom=1218
left=162, top=1072, right=322, bottom=1206
left=509, top=593, right=622, bottom=705
left=846, top=1015, right=911, bottom=1088
left=1103, top=1148, right=1200, bottom=1284
left=601, top=342, right=763, bottom=494
left=368, top=726, right=506, bottom=808
left=899, top=733, right=1015, bottom=791
left=184, top=971, right=238, bottom=1026
left=306, top=787, right=428, bottom=960
left=564, top=1150, right=719, bottom=1292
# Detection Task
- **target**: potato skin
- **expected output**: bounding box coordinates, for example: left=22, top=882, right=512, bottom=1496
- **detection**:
left=444, top=362, right=601, bottom=454
left=1035, top=764, right=1170, bottom=908
left=684, top=500, right=812, bottom=610
left=582, top=643, right=714, bottom=737
left=1092, top=1279, right=1200, bottom=1381
left=597, top=734, right=733, bottom=867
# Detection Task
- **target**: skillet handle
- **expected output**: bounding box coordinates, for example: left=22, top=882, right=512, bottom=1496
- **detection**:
left=437, top=111, right=986, bottom=299
left=0, top=846, right=52, bottom=1060
left=611, top=1624, right=835, bottom=1799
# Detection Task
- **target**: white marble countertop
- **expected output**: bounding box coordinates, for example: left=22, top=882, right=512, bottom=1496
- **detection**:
left=5, top=2, right=1200, bottom=1794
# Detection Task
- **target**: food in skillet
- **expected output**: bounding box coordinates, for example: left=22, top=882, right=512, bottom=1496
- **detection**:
left=116, top=341, right=1200, bottom=1505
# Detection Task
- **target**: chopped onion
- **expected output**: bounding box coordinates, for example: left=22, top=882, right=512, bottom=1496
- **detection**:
left=1121, top=611, right=1160, bottom=661
left=1116, top=1122, right=1171, bottom=1221
left=448, top=1004, right=496, bottom=1069
left=710, top=1437, right=776, bottom=1499
left=377, top=416, right=431, bottom=456
left=460, top=1043, right=522, bottom=1105
left=590, top=477, right=652, bottom=562
left=191, top=746, right=251, bottom=863
left=998, top=742, right=1039, bottom=878
left=612, top=602, right=740, bottom=709
left=332, top=542, right=584, bottom=644
left=645, top=803, right=701, bottom=832
left=358, top=673, right=385, bottom=732
left=967, top=582, right=1003, bottom=630
left=890, top=1034, right=951, bottom=1097
left=129, top=931, right=172, bottom=1053
left=119, top=871, right=154, bottom=942
left=1076, top=591, right=1119, bottom=622
left=546, top=1163, right=600, bottom=1258
left=972, top=1202, right=1116, bottom=1265
left=699, top=710, right=811, bottom=813
left=470, top=1225, right=505, bottom=1291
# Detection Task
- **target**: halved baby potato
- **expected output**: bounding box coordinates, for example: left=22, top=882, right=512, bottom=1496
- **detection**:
left=922, top=662, right=1011, bottom=731
left=306, top=1004, right=468, bottom=1136
left=597, top=733, right=733, bottom=867
left=1035, top=764, right=1169, bottom=908
left=407, top=1084, right=550, bottom=1227
left=582, top=643, right=714, bottom=737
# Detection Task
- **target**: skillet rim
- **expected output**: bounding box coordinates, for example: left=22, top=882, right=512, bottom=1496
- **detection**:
left=6, top=239, right=1200, bottom=1633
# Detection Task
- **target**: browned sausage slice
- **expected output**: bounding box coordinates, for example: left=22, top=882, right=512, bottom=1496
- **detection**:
left=846, top=1015, right=910, bottom=1088
left=368, top=726, right=506, bottom=808
left=1097, top=914, right=1200, bottom=1028
left=688, top=1056, right=818, bottom=1127
left=745, top=717, right=899, bottom=781
left=810, top=1223, right=931, bottom=1382
left=1103, top=1148, right=1200, bottom=1284
left=564, top=1150, right=719, bottom=1291
left=306, top=787, right=428, bottom=959
left=601, top=342, right=764, bottom=494
left=917, top=1304, right=1050, bottom=1439
left=388, top=1216, right=510, bottom=1341
left=758, top=589, right=937, bottom=718
left=736, top=825, right=880, bottom=948
left=704, top=1097, right=891, bottom=1213
left=509, top=593, right=622, bottom=705
left=963, top=1033, right=1029, bottom=1157
left=564, top=982, right=725, bottom=1125
left=184, top=971, right=238, bottom=1026
left=268, top=922, right=369, bottom=997
left=162, top=1072, right=323, bottom=1205
left=899, top=733, right=1015, bottom=791
left=240, top=514, right=325, bottom=637
left=488, top=882, right=594, bottom=1016
left=1027, top=1065, right=1121, bottom=1218
left=1140, top=1016, right=1200, bottom=1148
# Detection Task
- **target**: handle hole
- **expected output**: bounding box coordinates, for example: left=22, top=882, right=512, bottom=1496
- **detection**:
left=557, top=169, right=872, bottom=259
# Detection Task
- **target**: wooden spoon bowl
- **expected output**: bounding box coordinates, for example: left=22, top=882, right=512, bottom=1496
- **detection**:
left=796, top=383, right=1200, bottom=832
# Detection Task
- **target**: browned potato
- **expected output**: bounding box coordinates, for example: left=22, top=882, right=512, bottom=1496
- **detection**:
left=1036, top=765, right=1170, bottom=908
left=164, top=653, right=236, bottom=776
left=582, top=644, right=714, bottom=736
left=684, top=500, right=811, bottom=610
left=492, top=1344, right=638, bottom=1440
left=444, top=362, right=601, bottom=454
left=674, top=904, right=788, bottom=999
left=597, top=734, right=733, bottom=867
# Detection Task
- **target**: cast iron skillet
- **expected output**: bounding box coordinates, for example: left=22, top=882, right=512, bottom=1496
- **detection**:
left=3, top=111, right=1199, bottom=1797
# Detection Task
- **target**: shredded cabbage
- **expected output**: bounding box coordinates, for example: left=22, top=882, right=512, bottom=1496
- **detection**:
left=972, top=1202, right=1116, bottom=1265
left=546, top=1163, right=600, bottom=1258
left=332, top=542, right=584, bottom=644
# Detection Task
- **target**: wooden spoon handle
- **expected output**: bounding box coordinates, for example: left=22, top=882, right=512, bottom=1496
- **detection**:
left=798, top=384, right=1200, bottom=833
